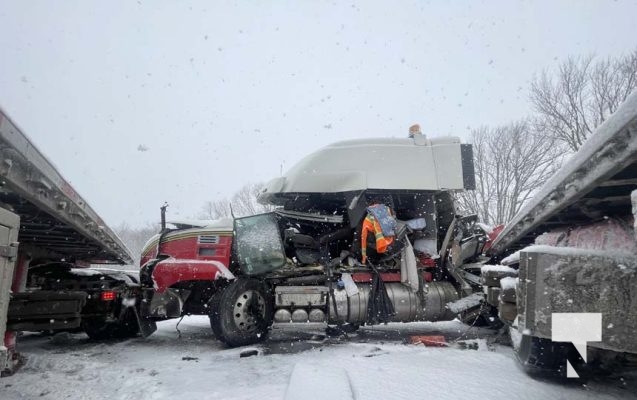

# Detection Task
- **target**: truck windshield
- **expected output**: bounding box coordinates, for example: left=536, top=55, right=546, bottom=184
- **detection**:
left=233, top=213, right=286, bottom=275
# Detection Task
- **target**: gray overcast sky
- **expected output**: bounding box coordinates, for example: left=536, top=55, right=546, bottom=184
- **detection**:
left=1, top=0, right=636, bottom=228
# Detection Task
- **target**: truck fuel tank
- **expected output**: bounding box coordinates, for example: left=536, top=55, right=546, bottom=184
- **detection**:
left=272, top=281, right=459, bottom=325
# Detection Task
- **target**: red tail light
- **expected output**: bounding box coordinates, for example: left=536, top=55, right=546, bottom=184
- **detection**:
left=100, top=290, right=116, bottom=301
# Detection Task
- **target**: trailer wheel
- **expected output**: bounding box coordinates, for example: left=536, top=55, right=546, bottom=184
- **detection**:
left=82, top=309, right=139, bottom=340
left=512, top=328, right=579, bottom=377
left=83, top=318, right=117, bottom=340
left=209, top=279, right=273, bottom=347
left=116, top=308, right=141, bottom=338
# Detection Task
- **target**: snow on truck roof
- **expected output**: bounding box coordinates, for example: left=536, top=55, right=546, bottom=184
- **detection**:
left=259, top=135, right=475, bottom=205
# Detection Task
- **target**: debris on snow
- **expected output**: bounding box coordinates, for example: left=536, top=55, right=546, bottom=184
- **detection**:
left=408, top=335, right=447, bottom=347
left=239, top=349, right=260, bottom=358
left=3, top=317, right=634, bottom=400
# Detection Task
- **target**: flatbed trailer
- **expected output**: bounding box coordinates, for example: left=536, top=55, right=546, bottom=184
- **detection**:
left=0, top=108, right=133, bottom=375
left=485, top=90, right=637, bottom=377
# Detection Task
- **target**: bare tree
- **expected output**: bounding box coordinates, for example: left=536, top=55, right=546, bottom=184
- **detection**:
left=198, top=182, right=275, bottom=219
left=112, top=183, right=275, bottom=265
left=231, top=183, right=273, bottom=216
left=531, top=49, right=637, bottom=152
left=457, top=121, right=563, bottom=225
left=199, top=199, right=232, bottom=220
left=114, top=222, right=160, bottom=266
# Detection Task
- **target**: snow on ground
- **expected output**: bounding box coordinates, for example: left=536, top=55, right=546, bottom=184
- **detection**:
left=2, top=317, right=635, bottom=400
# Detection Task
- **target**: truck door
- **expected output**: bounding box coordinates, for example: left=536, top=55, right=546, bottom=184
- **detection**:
left=233, top=213, right=286, bottom=275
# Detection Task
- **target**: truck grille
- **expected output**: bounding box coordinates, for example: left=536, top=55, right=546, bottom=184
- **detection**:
left=198, top=235, right=219, bottom=244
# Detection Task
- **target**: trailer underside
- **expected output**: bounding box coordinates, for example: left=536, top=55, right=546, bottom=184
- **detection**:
left=0, top=108, right=134, bottom=375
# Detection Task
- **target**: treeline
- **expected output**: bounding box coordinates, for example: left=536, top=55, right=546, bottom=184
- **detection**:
left=458, top=49, right=637, bottom=225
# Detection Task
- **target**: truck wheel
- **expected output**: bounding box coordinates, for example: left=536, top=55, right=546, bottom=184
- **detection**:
left=82, top=318, right=117, bottom=340
left=209, top=279, right=273, bottom=347
left=82, top=310, right=139, bottom=340
left=114, top=308, right=140, bottom=338
left=208, top=292, right=225, bottom=340
left=512, top=329, right=580, bottom=377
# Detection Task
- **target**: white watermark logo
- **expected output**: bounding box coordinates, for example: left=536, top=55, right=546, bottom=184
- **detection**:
left=552, top=313, right=602, bottom=378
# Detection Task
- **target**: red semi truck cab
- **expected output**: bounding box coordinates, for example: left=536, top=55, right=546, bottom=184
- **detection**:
left=138, top=219, right=236, bottom=330
left=138, top=136, right=486, bottom=347
left=140, top=219, right=234, bottom=268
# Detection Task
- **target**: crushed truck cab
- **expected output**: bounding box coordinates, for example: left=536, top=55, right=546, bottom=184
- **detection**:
left=139, top=134, right=493, bottom=347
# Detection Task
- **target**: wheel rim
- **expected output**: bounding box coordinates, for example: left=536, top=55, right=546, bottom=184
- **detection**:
left=233, top=290, right=266, bottom=333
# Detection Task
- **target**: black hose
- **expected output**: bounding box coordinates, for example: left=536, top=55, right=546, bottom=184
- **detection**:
left=366, top=263, right=396, bottom=325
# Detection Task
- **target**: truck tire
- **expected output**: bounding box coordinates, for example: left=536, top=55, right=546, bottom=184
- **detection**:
left=512, top=330, right=578, bottom=377
left=83, top=318, right=118, bottom=340
left=209, top=279, right=273, bottom=347
left=208, top=292, right=225, bottom=340
left=116, top=308, right=141, bottom=338
left=82, top=309, right=139, bottom=340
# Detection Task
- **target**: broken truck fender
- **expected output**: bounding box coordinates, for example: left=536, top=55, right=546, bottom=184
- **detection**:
left=151, top=258, right=235, bottom=293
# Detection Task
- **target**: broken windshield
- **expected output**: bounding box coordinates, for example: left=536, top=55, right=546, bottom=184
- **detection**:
left=233, top=213, right=286, bottom=275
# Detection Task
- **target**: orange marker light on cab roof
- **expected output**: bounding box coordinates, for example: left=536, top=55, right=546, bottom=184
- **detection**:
left=409, top=124, right=422, bottom=137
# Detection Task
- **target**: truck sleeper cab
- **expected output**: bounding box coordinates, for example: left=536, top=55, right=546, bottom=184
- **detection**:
left=139, top=135, right=487, bottom=347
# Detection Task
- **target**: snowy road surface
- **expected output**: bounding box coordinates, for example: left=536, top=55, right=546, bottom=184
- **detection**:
left=2, top=316, right=635, bottom=400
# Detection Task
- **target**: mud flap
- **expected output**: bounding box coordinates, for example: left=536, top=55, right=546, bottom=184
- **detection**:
left=134, top=308, right=157, bottom=338
left=137, top=255, right=168, bottom=338
left=136, top=298, right=157, bottom=338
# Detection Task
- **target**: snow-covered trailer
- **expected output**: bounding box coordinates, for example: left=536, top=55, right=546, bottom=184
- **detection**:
left=0, top=108, right=134, bottom=376
left=486, top=90, right=637, bottom=376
